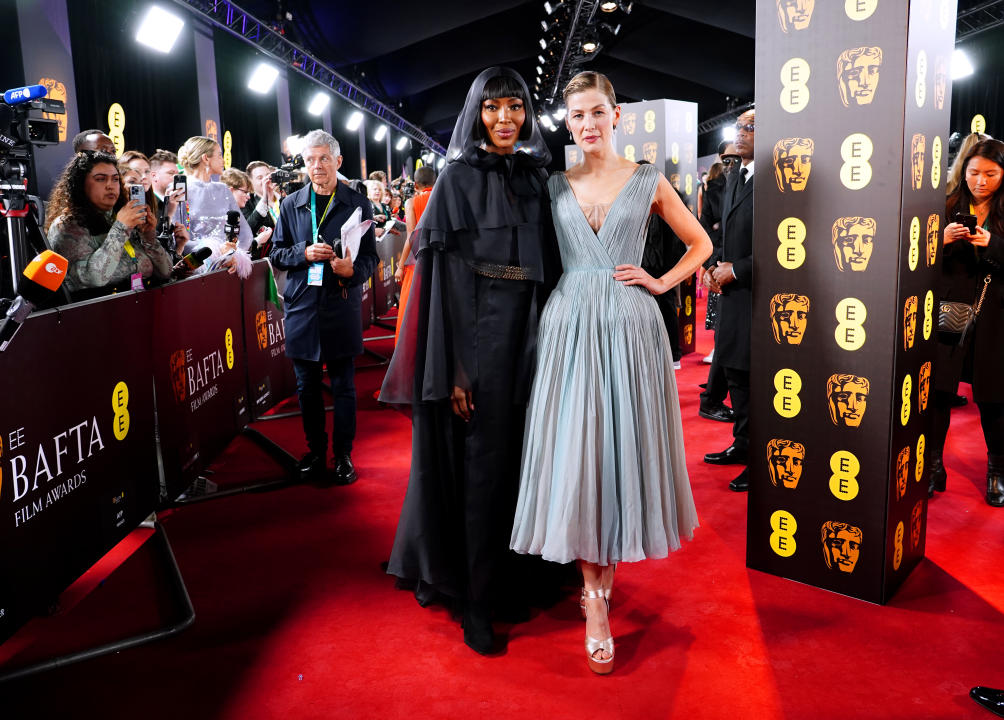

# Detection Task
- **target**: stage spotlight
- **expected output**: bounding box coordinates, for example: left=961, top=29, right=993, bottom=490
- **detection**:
left=600, top=1, right=617, bottom=10
left=952, top=48, right=974, bottom=80
left=308, top=92, right=330, bottom=115
left=538, top=54, right=546, bottom=64
left=136, top=6, right=184, bottom=53
left=534, top=92, right=540, bottom=100
left=539, top=38, right=547, bottom=49
left=552, top=108, right=566, bottom=121
left=248, top=62, right=279, bottom=94
left=582, top=39, right=598, bottom=53
left=374, top=125, right=388, bottom=142
left=437, top=158, right=446, bottom=169
left=541, top=20, right=548, bottom=31
left=544, top=1, right=553, bottom=13
left=346, top=110, right=364, bottom=131
left=536, top=65, right=543, bottom=75
left=396, top=136, right=408, bottom=151
left=721, top=125, right=736, bottom=142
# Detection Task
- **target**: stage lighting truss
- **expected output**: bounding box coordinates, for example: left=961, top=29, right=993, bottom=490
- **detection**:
left=956, top=0, right=1004, bottom=41
left=535, top=0, right=627, bottom=113
left=168, top=0, right=445, bottom=155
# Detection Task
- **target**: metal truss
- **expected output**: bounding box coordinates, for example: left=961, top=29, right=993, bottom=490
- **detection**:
left=168, top=0, right=446, bottom=154
left=956, top=0, right=1004, bottom=41
left=537, top=0, right=608, bottom=110
left=696, top=102, right=755, bottom=138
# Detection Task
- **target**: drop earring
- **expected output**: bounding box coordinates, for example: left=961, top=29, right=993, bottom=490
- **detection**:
left=569, top=132, right=573, bottom=141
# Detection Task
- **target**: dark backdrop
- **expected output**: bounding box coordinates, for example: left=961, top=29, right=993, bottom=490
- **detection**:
left=67, top=0, right=200, bottom=157
left=288, top=69, right=322, bottom=139
left=951, top=30, right=1004, bottom=140
left=213, top=28, right=281, bottom=168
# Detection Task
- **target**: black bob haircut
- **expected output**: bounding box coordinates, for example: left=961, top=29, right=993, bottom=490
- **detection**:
left=473, top=74, right=533, bottom=144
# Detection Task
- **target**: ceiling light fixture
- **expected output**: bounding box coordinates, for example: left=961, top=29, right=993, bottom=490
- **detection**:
left=247, top=62, right=280, bottom=93
left=307, top=92, right=330, bottom=115
left=346, top=110, right=363, bottom=131
left=952, top=48, right=975, bottom=80
left=396, top=136, right=408, bottom=151
left=374, top=124, right=388, bottom=141
left=136, top=6, right=185, bottom=53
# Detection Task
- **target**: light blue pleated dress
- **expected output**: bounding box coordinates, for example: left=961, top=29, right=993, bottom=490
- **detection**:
left=510, top=163, right=699, bottom=566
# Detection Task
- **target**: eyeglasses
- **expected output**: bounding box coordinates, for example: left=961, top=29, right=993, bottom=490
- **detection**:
left=735, top=121, right=755, bottom=133
left=721, top=157, right=741, bottom=165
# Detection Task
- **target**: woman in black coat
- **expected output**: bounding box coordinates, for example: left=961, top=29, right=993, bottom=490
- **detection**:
left=930, top=139, right=1004, bottom=506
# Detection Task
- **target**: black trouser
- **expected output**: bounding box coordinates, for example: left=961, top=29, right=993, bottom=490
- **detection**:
left=723, top=365, right=750, bottom=451
left=700, top=336, right=729, bottom=408
left=654, top=293, right=681, bottom=361
left=932, top=389, right=1004, bottom=458
left=293, top=356, right=356, bottom=456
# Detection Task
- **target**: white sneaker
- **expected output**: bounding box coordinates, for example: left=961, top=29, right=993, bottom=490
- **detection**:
left=702, top=350, right=714, bottom=364
left=673, top=361, right=682, bottom=370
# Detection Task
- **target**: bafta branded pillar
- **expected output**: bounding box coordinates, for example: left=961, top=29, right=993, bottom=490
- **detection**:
left=747, top=0, right=956, bottom=604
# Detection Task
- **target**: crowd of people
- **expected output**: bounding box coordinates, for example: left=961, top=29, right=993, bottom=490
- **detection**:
left=28, top=64, right=1002, bottom=697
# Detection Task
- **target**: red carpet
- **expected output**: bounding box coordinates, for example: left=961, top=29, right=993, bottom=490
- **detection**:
left=2, top=308, right=1002, bottom=719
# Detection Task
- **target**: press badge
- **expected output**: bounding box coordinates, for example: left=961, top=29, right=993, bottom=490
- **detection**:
left=308, top=262, right=324, bottom=286
left=130, top=272, right=144, bottom=291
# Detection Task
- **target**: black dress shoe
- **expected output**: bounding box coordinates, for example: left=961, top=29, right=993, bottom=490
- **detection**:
left=729, top=467, right=749, bottom=492
left=950, top=393, right=969, bottom=408
left=296, top=452, right=325, bottom=482
left=333, top=453, right=358, bottom=486
left=699, top=403, right=734, bottom=423
left=971, top=686, right=1004, bottom=717
left=462, top=603, right=496, bottom=655
left=927, top=457, right=946, bottom=497
left=704, top=444, right=748, bottom=465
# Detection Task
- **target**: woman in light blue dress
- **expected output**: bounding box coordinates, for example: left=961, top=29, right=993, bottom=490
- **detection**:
left=510, top=72, right=711, bottom=674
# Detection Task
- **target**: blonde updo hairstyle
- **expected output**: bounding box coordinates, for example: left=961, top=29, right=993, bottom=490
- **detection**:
left=562, top=71, right=617, bottom=109
left=178, top=136, right=220, bottom=173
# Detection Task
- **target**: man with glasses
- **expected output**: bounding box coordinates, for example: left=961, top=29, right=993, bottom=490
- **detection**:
left=703, top=110, right=756, bottom=492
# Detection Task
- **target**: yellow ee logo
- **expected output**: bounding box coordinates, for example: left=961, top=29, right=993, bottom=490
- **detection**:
left=931, top=136, right=942, bottom=189
left=107, top=102, right=125, bottom=157
left=685, top=173, right=693, bottom=195
left=770, top=510, right=798, bottom=557
left=893, top=521, right=904, bottom=570
left=846, top=0, right=878, bottom=21
left=685, top=295, right=693, bottom=316
left=915, top=50, right=928, bottom=108
left=908, top=216, right=920, bottom=271
left=835, top=297, right=867, bottom=351
left=644, top=110, right=656, bottom=133
left=829, top=450, right=860, bottom=501
left=923, top=290, right=934, bottom=340
left=671, top=142, right=680, bottom=164
left=901, top=374, right=912, bottom=426
left=112, top=381, right=130, bottom=441
left=780, top=58, right=811, bottom=114
left=223, top=130, right=233, bottom=170
left=915, top=434, right=926, bottom=483
left=623, top=144, right=636, bottom=162
left=773, top=368, right=802, bottom=418
left=225, top=328, right=235, bottom=369
left=777, top=217, right=806, bottom=269
left=973, top=114, right=987, bottom=134
left=840, top=133, right=873, bottom=190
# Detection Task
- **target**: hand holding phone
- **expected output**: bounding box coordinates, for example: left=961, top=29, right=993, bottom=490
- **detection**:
left=954, top=212, right=978, bottom=235
left=128, top=183, right=145, bottom=206
left=173, top=173, right=187, bottom=202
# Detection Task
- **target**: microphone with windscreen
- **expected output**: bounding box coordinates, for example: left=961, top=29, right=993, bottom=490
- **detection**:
left=173, top=245, right=213, bottom=274
left=225, top=210, right=240, bottom=244
left=0, top=249, right=69, bottom=351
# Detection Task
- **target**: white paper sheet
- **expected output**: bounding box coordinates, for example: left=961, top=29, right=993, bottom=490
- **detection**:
left=339, top=207, right=374, bottom=263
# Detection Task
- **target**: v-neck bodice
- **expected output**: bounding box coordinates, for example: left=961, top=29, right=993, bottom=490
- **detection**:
left=549, top=164, right=659, bottom=271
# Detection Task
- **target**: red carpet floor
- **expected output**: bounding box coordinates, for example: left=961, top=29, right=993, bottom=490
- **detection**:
left=2, top=308, right=1002, bottom=719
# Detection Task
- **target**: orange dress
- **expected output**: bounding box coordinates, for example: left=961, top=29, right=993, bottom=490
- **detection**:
left=394, top=189, right=431, bottom=345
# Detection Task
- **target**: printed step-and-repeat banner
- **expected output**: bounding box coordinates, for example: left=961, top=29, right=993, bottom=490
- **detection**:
left=747, top=0, right=956, bottom=604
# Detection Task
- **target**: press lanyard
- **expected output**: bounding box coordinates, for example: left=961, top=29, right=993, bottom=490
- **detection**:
left=310, top=187, right=336, bottom=244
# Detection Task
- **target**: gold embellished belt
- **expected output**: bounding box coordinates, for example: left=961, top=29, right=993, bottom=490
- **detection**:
left=471, top=262, right=533, bottom=281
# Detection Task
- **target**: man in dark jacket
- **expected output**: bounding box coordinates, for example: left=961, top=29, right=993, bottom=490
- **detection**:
left=269, top=129, right=378, bottom=485
left=703, top=109, right=755, bottom=492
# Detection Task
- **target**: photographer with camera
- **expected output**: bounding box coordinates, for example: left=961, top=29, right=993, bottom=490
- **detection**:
left=177, top=135, right=253, bottom=278
left=245, top=161, right=278, bottom=234
left=45, top=151, right=172, bottom=299
left=269, top=129, right=378, bottom=486
left=224, top=168, right=273, bottom=259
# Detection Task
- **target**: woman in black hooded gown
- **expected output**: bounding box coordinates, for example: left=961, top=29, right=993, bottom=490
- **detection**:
left=380, top=67, right=559, bottom=654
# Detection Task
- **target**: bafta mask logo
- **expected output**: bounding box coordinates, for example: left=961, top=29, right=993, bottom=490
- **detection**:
left=934, top=56, right=947, bottom=110
left=644, top=110, right=656, bottom=133
left=821, top=521, right=862, bottom=573
left=767, top=439, right=806, bottom=489
left=919, top=361, right=931, bottom=413
left=38, top=77, right=68, bottom=142
left=683, top=324, right=694, bottom=344
left=568, top=148, right=580, bottom=165
left=903, top=296, right=918, bottom=350
left=774, top=138, right=814, bottom=192
left=831, top=216, right=876, bottom=272
left=896, top=446, right=910, bottom=500
left=911, top=134, right=926, bottom=190
left=205, top=118, right=219, bottom=142
left=770, top=293, right=810, bottom=345
left=622, top=112, right=637, bottom=135
left=624, top=144, right=636, bottom=162
left=169, top=350, right=187, bottom=403
left=827, top=373, right=870, bottom=428
left=926, top=213, right=940, bottom=267
left=911, top=500, right=923, bottom=548
left=670, top=173, right=681, bottom=190
left=255, top=310, right=269, bottom=350
left=643, top=142, right=658, bottom=164
left=777, top=0, right=814, bottom=32
left=837, top=47, right=882, bottom=107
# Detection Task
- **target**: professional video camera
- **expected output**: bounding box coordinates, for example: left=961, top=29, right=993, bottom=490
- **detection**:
left=391, top=175, right=415, bottom=201
left=270, top=154, right=305, bottom=195
left=0, top=84, right=66, bottom=301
